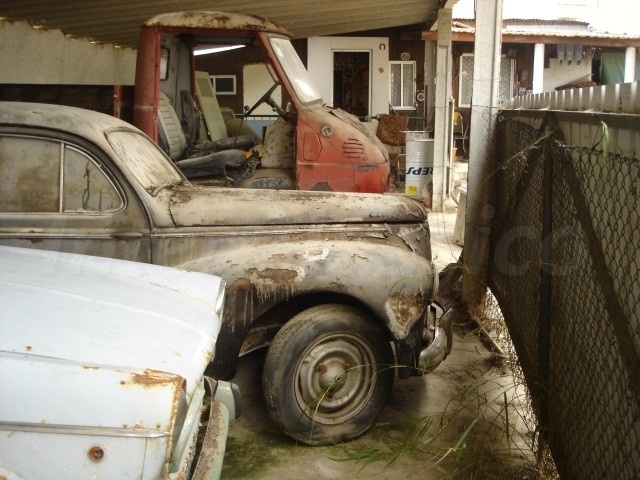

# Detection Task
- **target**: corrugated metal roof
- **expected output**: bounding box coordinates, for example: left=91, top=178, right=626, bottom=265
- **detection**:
left=436, top=17, right=640, bottom=44
left=498, top=29, right=640, bottom=41
left=503, top=18, right=589, bottom=26
left=0, top=0, right=444, bottom=48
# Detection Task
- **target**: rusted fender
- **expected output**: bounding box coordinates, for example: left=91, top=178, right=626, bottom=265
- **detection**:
left=179, top=238, right=436, bottom=340
left=189, top=377, right=230, bottom=480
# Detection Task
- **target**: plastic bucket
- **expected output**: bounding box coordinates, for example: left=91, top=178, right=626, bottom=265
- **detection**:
left=404, top=139, right=434, bottom=196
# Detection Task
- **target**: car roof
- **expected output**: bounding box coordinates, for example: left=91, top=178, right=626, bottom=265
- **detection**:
left=0, top=101, right=140, bottom=140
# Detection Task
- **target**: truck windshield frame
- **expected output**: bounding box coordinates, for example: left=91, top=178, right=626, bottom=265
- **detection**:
left=268, top=34, right=323, bottom=105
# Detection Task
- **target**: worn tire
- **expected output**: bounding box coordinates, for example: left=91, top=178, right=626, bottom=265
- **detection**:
left=262, top=304, right=394, bottom=446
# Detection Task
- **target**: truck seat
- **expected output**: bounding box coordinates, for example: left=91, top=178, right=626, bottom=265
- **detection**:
left=180, top=88, right=256, bottom=153
left=157, top=92, right=247, bottom=180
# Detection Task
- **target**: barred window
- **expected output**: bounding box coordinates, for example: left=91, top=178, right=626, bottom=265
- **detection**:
left=458, top=53, right=515, bottom=107
left=389, top=61, right=416, bottom=110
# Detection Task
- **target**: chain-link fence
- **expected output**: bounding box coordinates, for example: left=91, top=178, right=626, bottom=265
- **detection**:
left=484, top=110, right=640, bottom=479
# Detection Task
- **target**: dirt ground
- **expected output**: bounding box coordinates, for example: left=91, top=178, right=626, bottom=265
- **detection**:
left=221, top=209, right=542, bottom=480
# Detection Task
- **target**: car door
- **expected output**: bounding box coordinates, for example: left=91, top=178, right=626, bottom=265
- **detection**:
left=0, top=129, right=151, bottom=262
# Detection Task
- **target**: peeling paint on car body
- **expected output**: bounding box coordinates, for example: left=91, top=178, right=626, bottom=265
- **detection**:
left=167, top=187, right=428, bottom=227
left=0, top=101, right=448, bottom=385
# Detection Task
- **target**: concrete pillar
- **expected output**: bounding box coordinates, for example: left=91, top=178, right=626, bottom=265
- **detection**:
left=462, top=0, right=503, bottom=306
left=432, top=8, right=453, bottom=213
left=624, top=47, right=636, bottom=83
left=532, top=43, right=545, bottom=93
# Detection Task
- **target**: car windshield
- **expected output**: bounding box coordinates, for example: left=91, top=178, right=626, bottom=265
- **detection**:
left=106, top=129, right=184, bottom=192
left=268, top=35, right=322, bottom=105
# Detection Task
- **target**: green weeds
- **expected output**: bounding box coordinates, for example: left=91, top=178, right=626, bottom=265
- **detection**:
left=331, top=353, right=548, bottom=479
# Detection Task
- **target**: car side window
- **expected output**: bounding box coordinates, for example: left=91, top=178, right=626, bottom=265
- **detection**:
left=0, top=135, right=60, bottom=212
left=0, top=134, right=123, bottom=214
left=62, top=145, right=122, bottom=212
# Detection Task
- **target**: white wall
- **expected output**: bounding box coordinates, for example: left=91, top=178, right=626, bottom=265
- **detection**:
left=243, top=63, right=282, bottom=115
left=307, top=36, right=389, bottom=116
left=0, top=20, right=136, bottom=84
left=543, top=56, right=592, bottom=91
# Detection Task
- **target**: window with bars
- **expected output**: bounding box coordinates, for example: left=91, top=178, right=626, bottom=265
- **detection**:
left=389, top=61, right=416, bottom=110
left=458, top=53, right=515, bottom=107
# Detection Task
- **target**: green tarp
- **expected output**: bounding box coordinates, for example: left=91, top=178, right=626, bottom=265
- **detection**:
left=600, top=52, right=640, bottom=84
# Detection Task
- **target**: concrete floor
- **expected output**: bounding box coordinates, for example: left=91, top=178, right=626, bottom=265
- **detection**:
left=428, top=209, right=464, bottom=272
left=221, top=208, right=539, bottom=480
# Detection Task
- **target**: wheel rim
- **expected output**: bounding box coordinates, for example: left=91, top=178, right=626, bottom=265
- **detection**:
left=294, top=332, right=378, bottom=425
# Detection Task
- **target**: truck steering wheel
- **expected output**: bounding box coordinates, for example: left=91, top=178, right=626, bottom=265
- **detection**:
left=244, top=83, right=287, bottom=119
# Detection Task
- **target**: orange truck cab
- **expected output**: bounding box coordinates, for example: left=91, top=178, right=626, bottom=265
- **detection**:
left=133, top=11, right=390, bottom=193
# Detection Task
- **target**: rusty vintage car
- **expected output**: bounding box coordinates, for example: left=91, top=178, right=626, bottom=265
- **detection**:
left=0, top=101, right=451, bottom=446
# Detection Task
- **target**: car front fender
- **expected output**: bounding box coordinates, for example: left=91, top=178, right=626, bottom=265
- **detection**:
left=187, top=238, right=434, bottom=333
left=181, top=238, right=436, bottom=378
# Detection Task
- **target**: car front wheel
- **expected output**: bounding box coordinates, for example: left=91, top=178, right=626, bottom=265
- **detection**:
left=262, top=304, right=395, bottom=446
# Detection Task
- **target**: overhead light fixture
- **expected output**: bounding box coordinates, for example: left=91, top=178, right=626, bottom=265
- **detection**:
left=194, top=45, right=245, bottom=56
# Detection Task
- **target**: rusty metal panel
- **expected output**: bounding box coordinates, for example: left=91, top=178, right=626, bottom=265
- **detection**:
left=167, top=187, right=427, bottom=226
left=145, top=11, right=292, bottom=37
